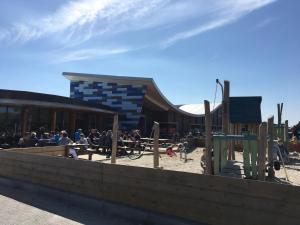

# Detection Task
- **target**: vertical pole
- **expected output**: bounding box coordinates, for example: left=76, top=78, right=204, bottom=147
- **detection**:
left=223, top=81, right=231, bottom=161
left=27, top=107, right=32, bottom=133
left=284, top=120, right=289, bottom=150
left=204, top=100, right=212, bottom=175
left=243, top=140, right=251, bottom=178
left=228, top=124, right=234, bottom=160
left=153, top=121, right=160, bottom=168
left=69, top=111, right=76, bottom=136
left=251, top=140, right=259, bottom=179
left=21, top=107, right=29, bottom=137
left=267, top=117, right=274, bottom=178
left=258, top=122, right=267, bottom=181
left=277, top=103, right=283, bottom=127
left=111, top=114, right=118, bottom=164
left=51, top=110, right=57, bottom=132
left=222, top=81, right=230, bottom=135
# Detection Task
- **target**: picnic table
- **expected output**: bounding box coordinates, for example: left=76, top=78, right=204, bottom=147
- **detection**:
left=140, top=138, right=170, bottom=143
left=38, top=139, right=57, bottom=147
left=140, top=138, right=171, bottom=149
left=66, top=143, right=87, bottom=156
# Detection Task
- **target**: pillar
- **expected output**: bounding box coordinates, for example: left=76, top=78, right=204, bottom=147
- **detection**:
left=51, top=110, right=57, bottom=132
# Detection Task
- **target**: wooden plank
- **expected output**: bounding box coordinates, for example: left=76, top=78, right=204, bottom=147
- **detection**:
left=0, top=151, right=102, bottom=172
left=250, top=140, right=258, bottom=179
left=277, top=103, right=282, bottom=127
left=284, top=120, right=289, bottom=150
left=213, top=139, right=220, bottom=175
left=204, top=100, right=212, bottom=175
left=258, top=122, right=267, bottom=181
left=268, top=117, right=274, bottom=178
left=220, top=139, right=227, bottom=169
left=100, top=178, right=300, bottom=224
left=111, top=114, right=118, bottom=164
left=243, top=140, right=251, bottom=178
left=7, top=146, right=65, bottom=153
left=153, top=121, right=160, bottom=168
left=102, top=163, right=300, bottom=204
left=101, top=174, right=300, bottom=219
left=222, top=80, right=230, bottom=135
left=0, top=158, right=103, bottom=181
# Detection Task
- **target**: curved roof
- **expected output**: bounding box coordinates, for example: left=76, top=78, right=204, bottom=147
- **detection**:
left=63, top=72, right=205, bottom=117
left=179, top=103, right=221, bottom=115
left=0, top=89, right=115, bottom=114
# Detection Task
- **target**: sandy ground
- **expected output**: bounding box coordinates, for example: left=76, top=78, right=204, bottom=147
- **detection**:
left=79, top=147, right=204, bottom=174
left=78, top=147, right=300, bottom=186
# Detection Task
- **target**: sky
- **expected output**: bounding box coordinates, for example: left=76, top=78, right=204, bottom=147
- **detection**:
left=0, top=0, right=299, bottom=125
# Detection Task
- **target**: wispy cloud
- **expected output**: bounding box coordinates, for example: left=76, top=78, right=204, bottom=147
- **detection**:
left=0, top=0, right=277, bottom=61
left=161, top=0, right=277, bottom=48
left=53, top=47, right=131, bottom=63
left=254, top=17, right=276, bottom=30
left=0, top=0, right=170, bottom=45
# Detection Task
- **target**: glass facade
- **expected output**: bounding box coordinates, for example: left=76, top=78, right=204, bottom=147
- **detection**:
left=0, top=106, right=21, bottom=134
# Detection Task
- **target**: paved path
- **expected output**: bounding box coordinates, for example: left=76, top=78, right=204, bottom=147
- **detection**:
left=0, top=177, right=201, bottom=225
left=0, top=182, right=130, bottom=225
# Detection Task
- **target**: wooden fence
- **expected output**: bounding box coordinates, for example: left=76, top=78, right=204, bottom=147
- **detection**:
left=0, top=149, right=300, bottom=225
left=213, top=135, right=259, bottom=179
left=5, top=146, right=66, bottom=156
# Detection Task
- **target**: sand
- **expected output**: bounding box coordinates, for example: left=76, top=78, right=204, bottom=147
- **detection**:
left=78, top=147, right=300, bottom=186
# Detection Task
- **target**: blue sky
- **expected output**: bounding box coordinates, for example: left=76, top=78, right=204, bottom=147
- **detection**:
left=0, top=0, right=299, bottom=125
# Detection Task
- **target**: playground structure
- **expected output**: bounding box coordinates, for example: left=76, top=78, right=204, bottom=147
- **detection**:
left=204, top=80, right=290, bottom=181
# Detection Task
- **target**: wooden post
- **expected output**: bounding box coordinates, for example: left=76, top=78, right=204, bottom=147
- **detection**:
left=258, top=122, right=267, bottom=181
left=204, top=100, right=212, bottom=175
left=51, top=110, right=57, bottom=132
left=284, top=120, right=289, bottom=150
left=267, top=117, right=274, bottom=178
left=153, top=121, right=160, bottom=169
left=222, top=80, right=230, bottom=135
left=277, top=103, right=283, bottom=127
left=111, top=114, right=118, bottom=164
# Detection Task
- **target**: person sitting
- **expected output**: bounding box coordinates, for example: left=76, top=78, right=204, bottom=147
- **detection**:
left=74, top=128, right=83, bottom=143
left=58, top=131, right=78, bottom=160
left=18, top=132, right=30, bottom=148
left=88, top=129, right=100, bottom=145
left=25, top=132, right=38, bottom=147
left=98, top=131, right=106, bottom=153
left=78, top=133, right=89, bottom=150
left=104, top=130, right=112, bottom=158
left=49, top=131, right=56, bottom=143
left=38, top=127, right=48, bottom=140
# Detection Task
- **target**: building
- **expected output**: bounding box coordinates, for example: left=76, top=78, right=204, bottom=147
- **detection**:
left=0, top=72, right=263, bottom=144
left=0, top=89, right=116, bottom=139
left=63, top=72, right=262, bottom=137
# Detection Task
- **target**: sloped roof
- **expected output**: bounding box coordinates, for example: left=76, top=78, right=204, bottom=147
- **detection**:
left=179, top=103, right=221, bottom=115
left=0, top=89, right=115, bottom=114
left=229, top=97, right=262, bottom=123
left=63, top=72, right=202, bottom=117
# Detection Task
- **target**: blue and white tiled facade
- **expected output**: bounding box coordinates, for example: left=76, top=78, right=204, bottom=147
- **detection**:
left=70, top=81, right=147, bottom=130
